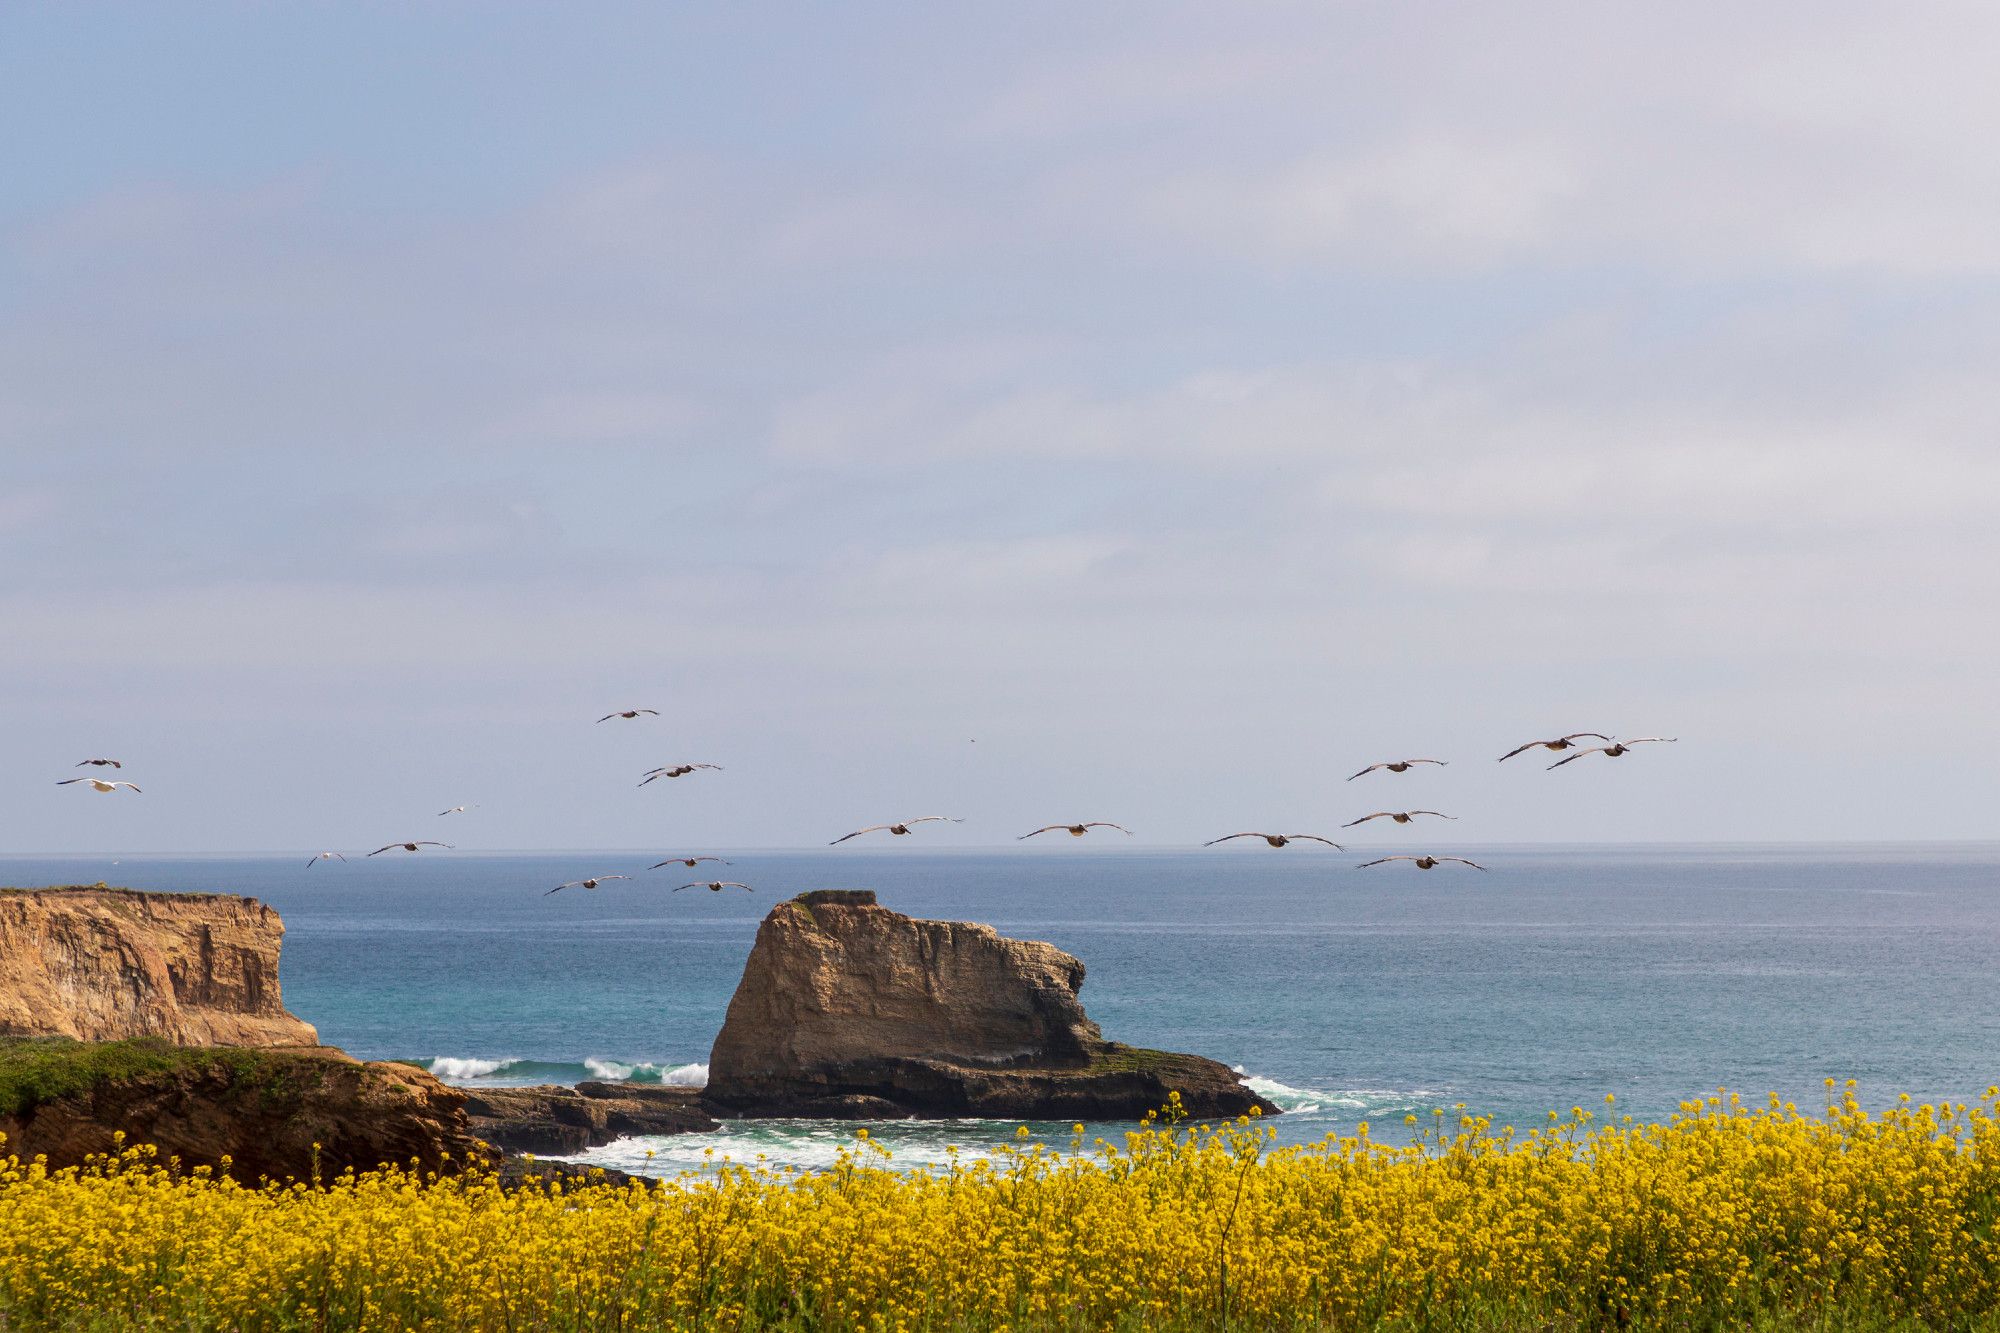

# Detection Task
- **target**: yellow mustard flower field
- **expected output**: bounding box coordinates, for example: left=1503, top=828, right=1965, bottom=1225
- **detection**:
left=3, top=1086, right=1999, bottom=1332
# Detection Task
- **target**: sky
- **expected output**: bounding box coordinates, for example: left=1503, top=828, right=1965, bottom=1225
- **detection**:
left=3, top=3, right=1997, bottom=853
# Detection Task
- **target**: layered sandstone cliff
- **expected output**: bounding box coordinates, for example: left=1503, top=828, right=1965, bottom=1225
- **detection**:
left=0, top=886, right=318, bottom=1047
left=705, top=890, right=1275, bottom=1120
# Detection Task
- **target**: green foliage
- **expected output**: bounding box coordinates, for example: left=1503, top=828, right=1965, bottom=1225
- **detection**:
left=0, top=1038, right=310, bottom=1118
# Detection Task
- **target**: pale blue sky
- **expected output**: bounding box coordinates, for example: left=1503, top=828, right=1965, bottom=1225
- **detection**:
left=5, top=4, right=1997, bottom=852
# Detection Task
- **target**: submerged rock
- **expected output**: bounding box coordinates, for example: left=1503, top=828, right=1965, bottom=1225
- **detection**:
left=0, top=1038, right=482, bottom=1180
left=0, top=886, right=319, bottom=1048
left=463, top=1081, right=717, bottom=1155
left=705, top=890, right=1276, bottom=1120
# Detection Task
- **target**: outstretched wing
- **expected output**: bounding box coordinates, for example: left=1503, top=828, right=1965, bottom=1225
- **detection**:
left=1342, top=812, right=1393, bottom=828
left=1085, top=823, right=1133, bottom=834
left=1496, top=741, right=1542, bottom=762
left=1562, top=733, right=1612, bottom=743
left=595, top=713, right=619, bottom=723
left=1018, top=826, right=1061, bottom=839
left=1357, top=857, right=1410, bottom=868
left=906, top=816, right=961, bottom=826
left=1202, top=833, right=1264, bottom=846
left=1345, top=764, right=1384, bottom=781
left=1623, top=737, right=1678, bottom=745
left=830, top=825, right=890, bottom=845
left=1443, top=858, right=1488, bottom=870
left=367, top=845, right=398, bottom=856
left=1548, top=747, right=1607, bottom=770
left=1289, top=835, right=1343, bottom=848
left=1410, top=811, right=1456, bottom=819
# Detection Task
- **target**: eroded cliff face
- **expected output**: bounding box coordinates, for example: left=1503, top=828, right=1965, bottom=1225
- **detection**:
left=0, top=887, right=319, bottom=1048
left=705, top=890, right=1273, bottom=1120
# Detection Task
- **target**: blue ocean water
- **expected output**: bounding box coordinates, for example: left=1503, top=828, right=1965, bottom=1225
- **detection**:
left=4, top=845, right=1997, bottom=1176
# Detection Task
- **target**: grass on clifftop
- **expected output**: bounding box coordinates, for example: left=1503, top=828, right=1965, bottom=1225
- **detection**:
left=0, top=1038, right=319, bottom=1118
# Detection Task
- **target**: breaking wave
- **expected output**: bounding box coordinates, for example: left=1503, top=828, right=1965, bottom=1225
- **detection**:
left=413, top=1057, right=709, bottom=1087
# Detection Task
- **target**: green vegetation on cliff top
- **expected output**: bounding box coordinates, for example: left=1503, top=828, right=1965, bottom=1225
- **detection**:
left=0, top=1038, right=325, bottom=1118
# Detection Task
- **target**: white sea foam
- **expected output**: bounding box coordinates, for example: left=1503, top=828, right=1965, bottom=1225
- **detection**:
left=427, top=1056, right=514, bottom=1080
left=662, top=1061, right=709, bottom=1086
left=584, top=1057, right=635, bottom=1080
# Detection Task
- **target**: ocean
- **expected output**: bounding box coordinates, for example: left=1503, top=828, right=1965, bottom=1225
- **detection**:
left=4, top=844, right=1997, bottom=1178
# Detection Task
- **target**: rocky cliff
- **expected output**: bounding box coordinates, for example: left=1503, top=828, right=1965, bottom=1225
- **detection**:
left=705, top=890, right=1275, bottom=1120
left=0, top=887, right=318, bottom=1048
left=0, top=1039, right=482, bottom=1180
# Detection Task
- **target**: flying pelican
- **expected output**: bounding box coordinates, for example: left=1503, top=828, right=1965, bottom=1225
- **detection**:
left=546, top=875, right=633, bottom=896
left=306, top=851, right=347, bottom=867
left=1497, top=733, right=1610, bottom=762
left=1548, top=738, right=1678, bottom=770
left=367, top=841, right=452, bottom=856
left=650, top=856, right=730, bottom=869
left=74, top=758, right=123, bottom=769
left=1358, top=855, right=1487, bottom=871
left=830, top=817, right=963, bottom=845
left=675, top=881, right=753, bottom=893
left=1018, top=822, right=1133, bottom=840
left=1341, top=810, right=1456, bottom=828
left=1203, top=833, right=1342, bottom=849
left=1346, top=759, right=1448, bottom=781
left=596, top=709, right=660, bottom=723
left=57, top=778, right=141, bottom=794
left=638, top=764, right=721, bottom=786
left=437, top=805, right=477, bottom=816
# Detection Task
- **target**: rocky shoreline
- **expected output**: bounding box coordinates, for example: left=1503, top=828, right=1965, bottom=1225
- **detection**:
left=0, top=884, right=1275, bottom=1182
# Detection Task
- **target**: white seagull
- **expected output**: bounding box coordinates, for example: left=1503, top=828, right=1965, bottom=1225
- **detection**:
left=546, top=875, right=632, bottom=896
left=57, top=777, right=141, bottom=794
left=438, top=805, right=477, bottom=817
left=675, top=881, right=753, bottom=893
left=1203, top=832, right=1342, bottom=849
left=1358, top=855, right=1487, bottom=871
left=306, top=851, right=347, bottom=867
left=1497, top=733, right=1610, bottom=762
left=1018, top=822, right=1132, bottom=840
left=830, top=817, right=963, bottom=845
left=1548, top=738, right=1678, bottom=770
left=1342, top=811, right=1456, bottom=828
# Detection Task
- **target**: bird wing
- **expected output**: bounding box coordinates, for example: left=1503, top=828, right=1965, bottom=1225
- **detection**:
left=720, top=882, right=753, bottom=891
left=1086, top=823, right=1133, bottom=834
left=595, top=713, right=619, bottom=723
left=639, top=709, right=659, bottom=716
left=1496, top=742, right=1541, bottom=762
left=1202, top=833, right=1263, bottom=846
left=366, top=845, right=399, bottom=856
left=1623, top=737, right=1678, bottom=745
left=906, top=816, right=960, bottom=825
left=1563, top=733, right=1612, bottom=743
left=1018, top=827, right=1060, bottom=839
left=1443, top=858, right=1488, bottom=870
left=1289, top=835, right=1342, bottom=848
left=1357, top=857, right=1410, bottom=868
left=1547, top=748, right=1606, bottom=769
left=1342, top=813, right=1392, bottom=828
left=830, top=825, right=890, bottom=844
left=1345, top=764, right=1384, bottom=781
left=603, top=875, right=631, bottom=882
left=414, top=841, right=450, bottom=849
left=547, top=883, right=576, bottom=895
left=55, top=778, right=85, bottom=786
left=674, top=882, right=706, bottom=891
left=637, top=773, right=663, bottom=787
left=1410, top=811, right=1456, bottom=819
left=1411, top=759, right=1448, bottom=766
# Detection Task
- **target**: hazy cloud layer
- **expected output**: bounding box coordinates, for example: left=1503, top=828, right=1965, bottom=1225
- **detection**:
left=2, top=3, right=1995, bottom=851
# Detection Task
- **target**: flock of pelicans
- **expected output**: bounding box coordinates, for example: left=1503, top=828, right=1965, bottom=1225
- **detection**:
left=54, top=724, right=1676, bottom=894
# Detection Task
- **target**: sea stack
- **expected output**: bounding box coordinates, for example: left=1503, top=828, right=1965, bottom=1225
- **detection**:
left=0, top=886, right=319, bottom=1047
left=705, top=890, right=1277, bottom=1120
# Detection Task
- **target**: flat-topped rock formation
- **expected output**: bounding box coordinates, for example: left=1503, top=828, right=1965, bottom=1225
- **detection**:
left=705, top=890, right=1275, bottom=1120
left=0, top=886, right=318, bottom=1048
